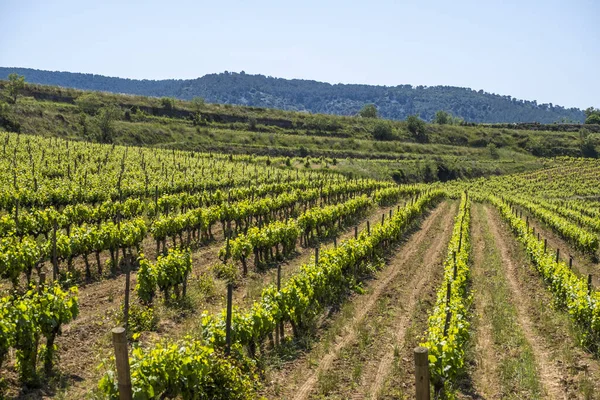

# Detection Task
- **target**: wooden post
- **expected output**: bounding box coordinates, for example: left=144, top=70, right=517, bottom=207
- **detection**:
left=588, top=275, right=593, bottom=296
left=414, top=347, right=431, bottom=400
left=124, top=265, right=131, bottom=332
left=544, top=238, right=547, bottom=252
left=333, top=237, right=337, bottom=248
left=526, top=216, right=529, bottom=229
left=275, top=265, right=281, bottom=346
left=315, top=246, right=319, bottom=265
left=569, top=255, right=573, bottom=270
left=381, top=213, right=385, bottom=225
left=112, top=327, right=133, bottom=400
left=389, top=209, right=392, bottom=219
left=52, top=222, right=58, bottom=280
left=453, top=251, right=457, bottom=280
left=14, top=200, right=19, bottom=234
left=537, top=232, right=540, bottom=241
left=354, top=226, right=358, bottom=239
left=225, top=283, right=233, bottom=355
left=367, top=220, right=370, bottom=235
left=556, top=248, right=560, bottom=264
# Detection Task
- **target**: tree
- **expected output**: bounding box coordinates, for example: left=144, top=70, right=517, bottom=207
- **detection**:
left=95, top=105, right=121, bottom=143
left=5, top=73, right=25, bottom=104
left=579, top=129, right=598, bottom=158
left=358, top=104, right=377, bottom=118
left=0, top=102, right=21, bottom=132
left=75, top=93, right=105, bottom=115
left=487, top=143, right=500, bottom=159
left=191, top=97, right=205, bottom=114
left=585, top=107, right=600, bottom=124
left=433, top=110, right=450, bottom=125
left=161, top=97, right=175, bottom=110
left=372, top=121, right=394, bottom=140
left=406, top=115, right=428, bottom=143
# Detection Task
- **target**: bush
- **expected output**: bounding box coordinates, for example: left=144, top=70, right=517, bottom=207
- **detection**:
left=358, top=104, right=377, bottom=118
left=211, top=263, right=240, bottom=285
left=248, top=116, right=257, bottom=131
left=123, top=303, right=158, bottom=338
left=75, top=93, right=105, bottom=115
left=406, top=115, right=428, bottom=143
left=372, top=121, right=394, bottom=141
left=161, top=97, right=175, bottom=110
left=487, top=143, right=500, bottom=159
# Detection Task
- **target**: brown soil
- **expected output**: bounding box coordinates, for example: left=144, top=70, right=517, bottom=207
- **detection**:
left=484, top=205, right=600, bottom=399
left=464, top=203, right=501, bottom=398
left=268, top=201, right=455, bottom=400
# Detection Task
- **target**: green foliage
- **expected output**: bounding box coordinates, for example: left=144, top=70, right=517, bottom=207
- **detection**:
left=161, top=97, right=175, bottom=110
left=98, top=339, right=259, bottom=400
left=247, top=115, right=258, bottom=131
left=125, top=303, right=158, bottom=336
left=5, top=73, right=25, bottom=104
left=406, top=115, right=428, bottom=143
left=358, top=104, right=378, bottom=119
left=0, top=101, right=21, bottom=132
left=191, top=97, right=205, bottom=113
left=372, top=121, right=394, bottom=141
left=487, top=142, right=500, bottom=159
left=586, top=114, right=600, bottom=124
left=422, top=193, right=471, bottom=396
left=95, top=104, right=121, bottom=143
left=490, top=195, right=600, bottom=350
left=584, top=107, right=600, bottom=124
left=579, top=129, right=598, bottom=158
left=211, top=262, right=240, bottom=284
left=0, top=67, right=586, bottom=123
left=136, top=249, right=192, bottom=304
left=433, top=110, right=451, bottom=125
left=75, top=93, right=105, bottom=115
left=4, top=283, right=78, bottom=384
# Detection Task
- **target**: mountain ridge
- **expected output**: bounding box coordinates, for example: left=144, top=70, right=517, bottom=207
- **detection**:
left=0, top=67, right=584, bottom=123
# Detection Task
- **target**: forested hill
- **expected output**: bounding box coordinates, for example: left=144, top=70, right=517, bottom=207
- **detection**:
left=0, top=67, right=584, bottom=123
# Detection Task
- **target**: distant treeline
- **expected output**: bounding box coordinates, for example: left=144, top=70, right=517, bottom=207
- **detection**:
left=0, top=67, right=585, bottom=124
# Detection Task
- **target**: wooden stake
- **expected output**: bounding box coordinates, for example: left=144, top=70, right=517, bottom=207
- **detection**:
left=588, top=275, right=593, bottom=296
left=111, top=327, right=132, bottom=400
left=275, top=265, right=281, bottom=346
left=354, top=226, right=358, bottom=239
left=124, top=265, right=131, bottom=332
left=414, top=347, right=431, bottom=400
left=52, top=222, right=58, bottom=280
left=225, top=283, right=233, bottom=355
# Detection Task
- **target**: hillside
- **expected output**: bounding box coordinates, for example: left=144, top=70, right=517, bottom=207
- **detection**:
left=2, top=80, right=599, bottom=184
left=0, top=67, right=585, bottom=124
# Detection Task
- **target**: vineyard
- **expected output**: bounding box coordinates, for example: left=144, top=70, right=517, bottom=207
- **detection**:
left=1, top=130, right=600, bottom=399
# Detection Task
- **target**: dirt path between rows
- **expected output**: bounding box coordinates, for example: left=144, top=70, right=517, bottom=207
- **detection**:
left=466, top=204, right=502, bottom=398
left=289, top=201, right=453, bottom=400
left=363, top=201, right=456, bottom=399
left=484, top=205, right=568, bottom=399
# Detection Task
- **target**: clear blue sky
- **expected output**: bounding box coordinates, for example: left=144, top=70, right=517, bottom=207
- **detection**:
left=0, top=0, right=598, bottom=109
